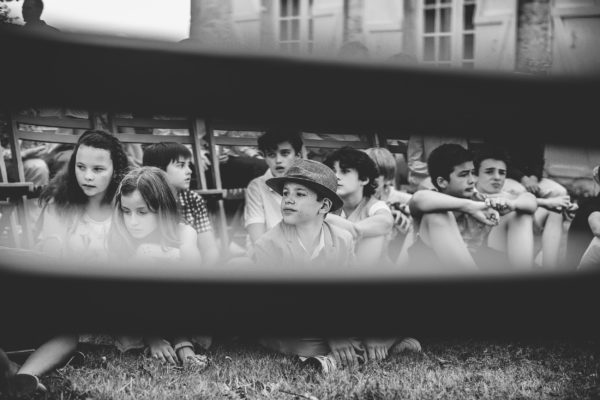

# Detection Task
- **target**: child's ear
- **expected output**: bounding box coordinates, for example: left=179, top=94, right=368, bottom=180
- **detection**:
left=319, top=198, right=332, bottom=214
left=436, top=176, right=448, bottom=190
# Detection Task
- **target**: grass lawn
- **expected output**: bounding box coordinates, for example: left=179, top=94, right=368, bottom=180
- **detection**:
left=3, top=338, right=599, bottom=400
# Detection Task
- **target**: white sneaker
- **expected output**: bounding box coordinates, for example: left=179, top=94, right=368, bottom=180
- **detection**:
left=390, top=337, right=422, bottom=354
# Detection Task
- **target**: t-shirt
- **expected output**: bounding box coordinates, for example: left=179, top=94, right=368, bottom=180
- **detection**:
left=178, top=189, right=212, bottom=234
left=38, top=204, right=111, bottom=262
left=244, top=169, right=282, bottom=230
left=134, top=243, right=181, bottom=263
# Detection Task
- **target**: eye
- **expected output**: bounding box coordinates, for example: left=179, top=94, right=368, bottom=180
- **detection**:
left=121, top=208, right=131, bottom=215
left=282, top=190, right=289, bottom=196
left=266, top=152, right=276, bottom=158
left=138, top=210, right=148, bottom=216
left=77, top=164, right=85, bottom=171
left=93, top=167, right=104, bottom=173
left=297, top=192, right=306, bottom=197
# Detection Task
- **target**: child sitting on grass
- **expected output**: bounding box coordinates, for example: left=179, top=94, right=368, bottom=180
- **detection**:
left=472, top=146, right=537, bottom=268
left=323, top=147, right=394, bottom=265
left=364, top=147, right=413, bottom=261
left=254, top=159, right=419, bottom=371
left=143, top=142, right=218, bottom=266
left=244, top=129, right=304, bottom=246
left=407, top=144, right=502, bottom=271
left=108, top=167, right=210, bottom=367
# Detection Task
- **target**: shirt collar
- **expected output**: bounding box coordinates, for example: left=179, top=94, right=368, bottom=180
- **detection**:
left=296, top=227, right=325, bottom=260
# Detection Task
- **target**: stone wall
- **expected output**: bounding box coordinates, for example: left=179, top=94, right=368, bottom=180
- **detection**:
left=516, top=0, right=552, bottom=74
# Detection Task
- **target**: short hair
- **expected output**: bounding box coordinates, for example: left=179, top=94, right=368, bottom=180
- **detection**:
left=364, top=147, right=397, bottom=181
left=473, top=145, right=510, bottom=174
left=143, top=142, right=192, bottom=171
left=257, top=129, right=303, bottom=155
left=427, top=144, right=472, bottom=191
left=324, top=146, right=378, bottom=197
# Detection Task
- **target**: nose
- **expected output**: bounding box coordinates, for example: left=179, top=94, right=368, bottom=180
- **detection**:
left=275, top=154, right=283, bottom=164
left=84, top=169, right=93, bottom=181
left=128, top=213, right=138, bottom=226
left=185, top=165, right=192, bottom=175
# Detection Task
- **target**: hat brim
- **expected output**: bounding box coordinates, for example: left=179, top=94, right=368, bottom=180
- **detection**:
left=266, top=176, right=343, bottom=212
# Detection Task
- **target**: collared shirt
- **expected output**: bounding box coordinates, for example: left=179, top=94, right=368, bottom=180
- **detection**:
left=297, top=227, right=325, bottom=261
left=178, top=189, right=212, bottom=234
left=244, top=169, right=282, bottom=230
left=254, top=221, right=355, bottom=268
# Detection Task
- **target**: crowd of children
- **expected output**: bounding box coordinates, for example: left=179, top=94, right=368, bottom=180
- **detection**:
left=1, top=128, right=598, bottom=396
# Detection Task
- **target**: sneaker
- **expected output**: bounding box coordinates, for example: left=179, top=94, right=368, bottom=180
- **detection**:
left=299, top=354, right=337, bottom=374
left=7, top=373, right=47, bottom=397
left=390, top=337, right=422, bottom=354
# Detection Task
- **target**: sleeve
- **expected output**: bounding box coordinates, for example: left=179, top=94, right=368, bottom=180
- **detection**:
left=407, top=135, right=429, bottom=185
left=368, top=200, right=392, bottom=217
left=244, top=178, right=266, bottom=227
left=191, top=192, right=212, bottom=233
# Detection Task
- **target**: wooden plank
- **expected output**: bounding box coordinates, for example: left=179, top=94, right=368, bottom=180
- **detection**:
left=190, top=118, right=208, bottom=190
left=16, top=130, right=80, bottom=144
left=13, top=115, right=93, bottom=130
left=113, top=133, right=194, bottom=144
left=0, top=183, right=34, bottom=199
left=303, top=139, right=370, bottom=149
left=213, top=136, right=259, bottom=147
left=112, top=117, right=190, bottom=130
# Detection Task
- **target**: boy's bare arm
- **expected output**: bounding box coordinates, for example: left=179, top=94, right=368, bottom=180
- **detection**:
left=409, top=190, right=498, bottom=226
left=536, top=195, right=571, bottom=212
left=487, top=192, right=537, bottom=215
left=353, top=209, right=394, bottom=238
left=589, top=212, right=600, bottom=237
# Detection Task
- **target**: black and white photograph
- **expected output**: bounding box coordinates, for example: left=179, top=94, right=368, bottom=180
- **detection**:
left=1, top=0, right=600, bottom=398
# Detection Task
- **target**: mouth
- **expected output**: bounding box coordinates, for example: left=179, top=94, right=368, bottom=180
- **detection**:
left=82, top=184, right=95, bottom=189
left=282, top=208, right=296, bottom=214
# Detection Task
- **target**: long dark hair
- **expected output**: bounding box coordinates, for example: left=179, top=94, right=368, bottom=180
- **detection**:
left=39, top=130, right=129, bottom=214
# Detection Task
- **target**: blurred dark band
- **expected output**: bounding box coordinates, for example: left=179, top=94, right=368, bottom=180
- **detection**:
left=0, top=26, right=599, bottom=145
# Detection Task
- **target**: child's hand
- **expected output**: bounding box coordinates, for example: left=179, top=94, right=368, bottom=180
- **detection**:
left=363, top=338, right=391, bottom=362
left=484, top=197, right=513, bottom=214
left=521, top=176, right=541, bottom=196
left=328, top=338, right=359, bottom=368
left=391, top=209, right=412, bottom=234
left=467, top=201, right=500, bottom=226
left=176, top=346, right=196, bottom=366
left=147, top=337, right=178, bottom=365
left=545, top=195, right=571, bottom=213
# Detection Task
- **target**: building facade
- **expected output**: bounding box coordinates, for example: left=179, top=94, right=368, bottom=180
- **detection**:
left=190, top=0, right=600, bottom=74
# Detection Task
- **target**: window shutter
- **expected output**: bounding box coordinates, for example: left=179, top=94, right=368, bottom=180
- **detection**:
left=473, top=0, right=518, bottom=71
left=551, top=0, right=600, bottom=74
left=312, top=0, right=345, bottom=55
left=232, top=0, right=263, bottom=48
left=364, top=0, right=405, bottom=59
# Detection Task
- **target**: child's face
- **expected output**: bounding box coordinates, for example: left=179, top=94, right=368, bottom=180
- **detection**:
left=165, top=156, right=192, bottom=191
left=374, top=175, right=394, bottom=201
left=439, top=161, right=476, bottom=198
left=264, top=142, right=300, bottom=178
left=331, top=161, right=366, bottom=198
left=281, top=182, right=327, bottom=225
left=75, top=145, right=114, bottom=201
left=475, top=158, right=507, bottom=195
left=120, top=189, right=158, bottom=240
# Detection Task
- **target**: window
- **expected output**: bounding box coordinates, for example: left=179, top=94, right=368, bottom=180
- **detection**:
left=277, top=0, right=314, bottom=54
left=420, top=0, right=476, bottom=68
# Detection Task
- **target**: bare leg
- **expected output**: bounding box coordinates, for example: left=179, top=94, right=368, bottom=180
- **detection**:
left=488, top=211, right=534, bottom=269
left=535, top=208, right=564, bottom=269
left=420, top=212, right=477, bottom=270
left=17, top=334, right=78, bottom=377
